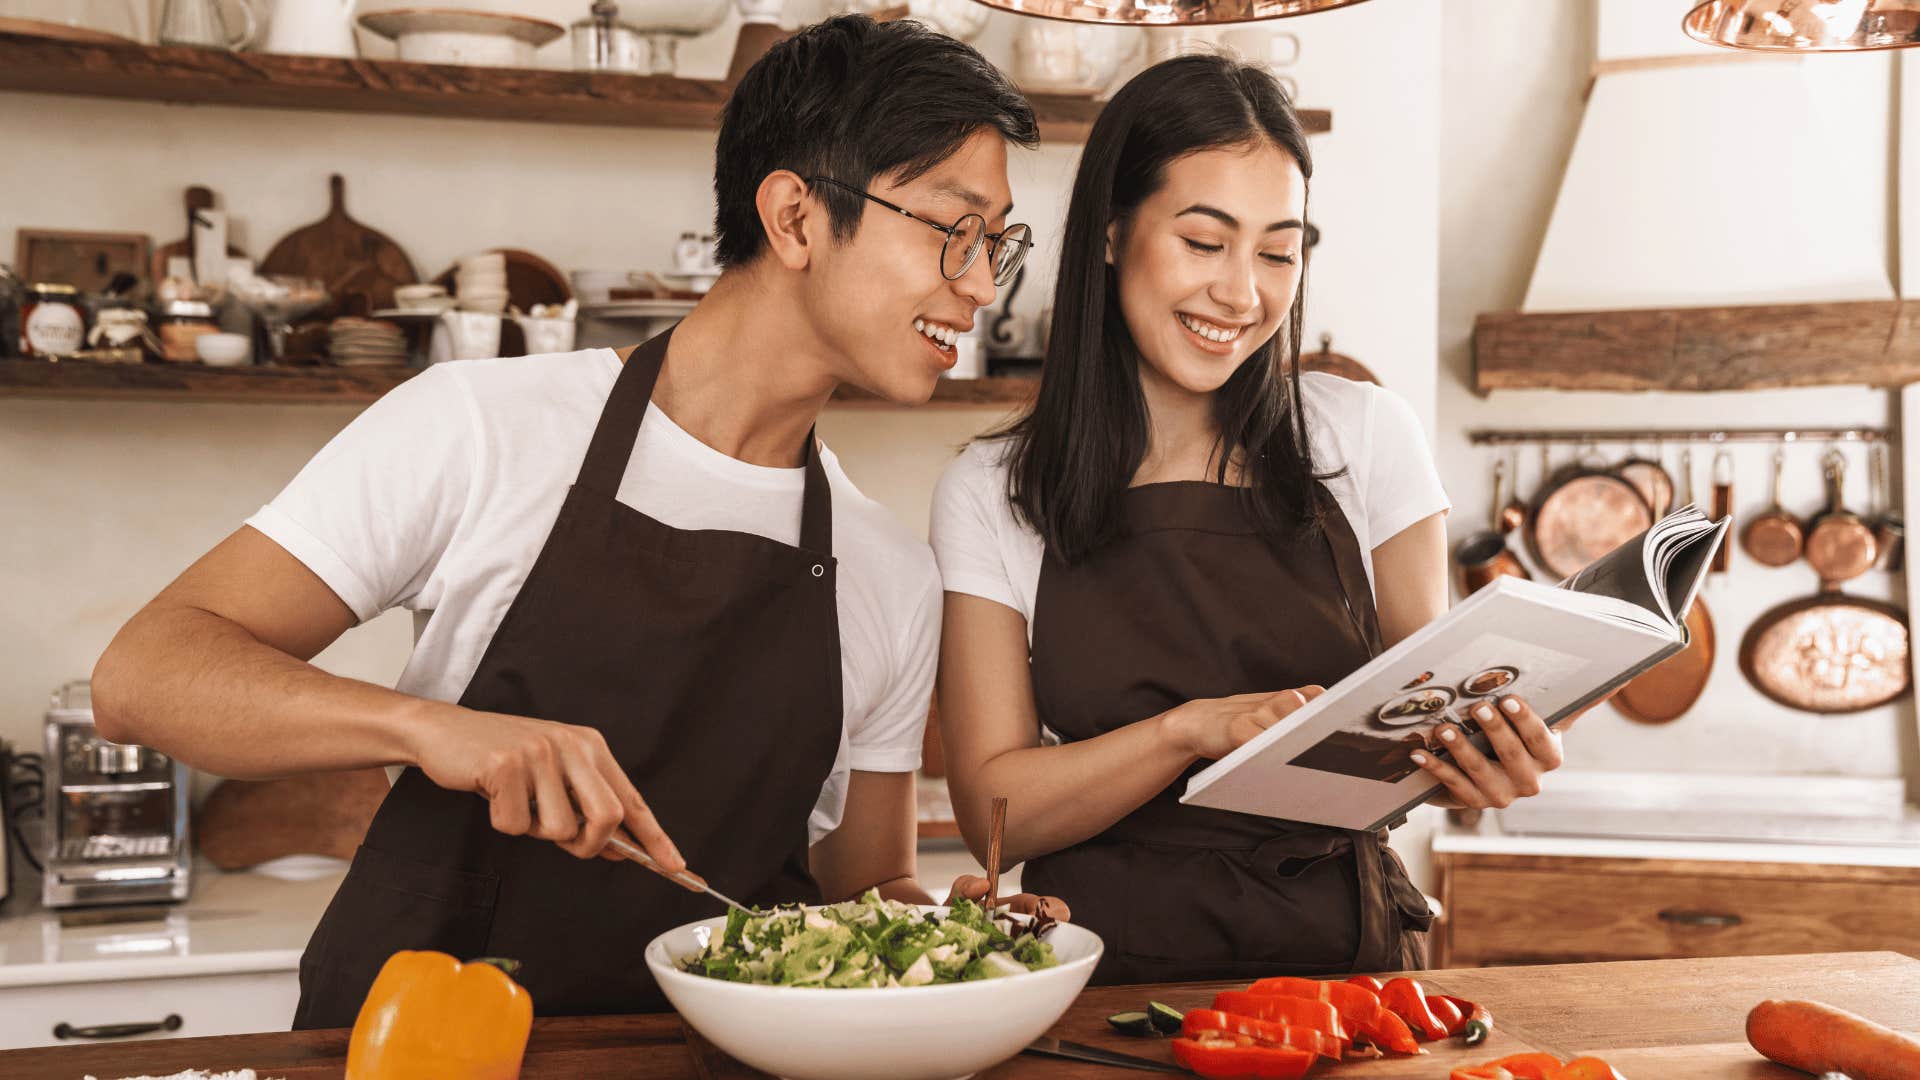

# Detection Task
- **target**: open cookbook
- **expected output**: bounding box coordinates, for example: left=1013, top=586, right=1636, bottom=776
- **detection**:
left=1180, top=505, right=1732, bottom=832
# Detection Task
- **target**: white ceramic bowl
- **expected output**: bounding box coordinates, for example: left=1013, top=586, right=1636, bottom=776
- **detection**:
left=646, top=907, right=1101, bottom=1080
left=394, top=283, right=449, bottom=305
left=195, top=332, right=252, bottom=366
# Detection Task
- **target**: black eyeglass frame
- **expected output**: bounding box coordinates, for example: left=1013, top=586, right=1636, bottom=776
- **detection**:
left=805, top=175, right=1031, bottom=287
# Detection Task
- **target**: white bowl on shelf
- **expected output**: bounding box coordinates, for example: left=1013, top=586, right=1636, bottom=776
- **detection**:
left=358, top=9, right=566, bottom=68
left=646, top=906, right=1101, bottom=1080
left=196, top=332, right=252, bottom=367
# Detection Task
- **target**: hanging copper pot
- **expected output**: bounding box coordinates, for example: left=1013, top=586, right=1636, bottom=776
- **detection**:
left=1616, top=446, right=1675, bottom=519
left=1741, top=444, right=1805, bottom=568
left=1454, top=456, right=1531, bottom=597
left=1871, top=441, right=1905, bottom=572
left=1740, top=593, right=1911, bottom=714
left=1614, top=598, right=1717, bottom=724
left=1497, top=445, right=1527, bottom=535
left=1527, top=446, right=1654, bottom=581
left=1804, top=449, right=1879, bottom=588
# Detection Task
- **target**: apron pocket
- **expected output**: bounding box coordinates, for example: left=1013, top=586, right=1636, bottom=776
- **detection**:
left=1115, top=841, right=1360, bottom=973
left=297, top=845, right=500, bottom=1028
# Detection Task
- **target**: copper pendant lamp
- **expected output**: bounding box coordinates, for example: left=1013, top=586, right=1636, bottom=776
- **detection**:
left=1684, top=0, right=1920, bottom=51
left=965, top=0, right=1375, bottom=27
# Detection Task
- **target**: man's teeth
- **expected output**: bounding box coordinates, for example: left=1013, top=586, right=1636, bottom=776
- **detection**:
left=1178, top=313, right=1244, bottom=343
left=914, top=319, right=959, bottom=348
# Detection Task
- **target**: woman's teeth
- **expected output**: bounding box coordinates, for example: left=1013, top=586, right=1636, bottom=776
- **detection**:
left=915, top=319, right=959, bottom=348
left=1178, top=313, right=1244, bottom=344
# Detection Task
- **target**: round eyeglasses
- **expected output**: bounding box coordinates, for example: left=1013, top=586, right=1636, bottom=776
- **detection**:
left=806, top=176, right=1031, bottom=287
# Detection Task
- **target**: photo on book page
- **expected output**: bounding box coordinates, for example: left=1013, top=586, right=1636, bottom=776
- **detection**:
left=1285, top=634, right=1585, bottom=784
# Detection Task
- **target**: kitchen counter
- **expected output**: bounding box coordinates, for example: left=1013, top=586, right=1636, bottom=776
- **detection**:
left=2, top=951, right=1912, bottom=1078
left=0, top=860, right=345, bottom=988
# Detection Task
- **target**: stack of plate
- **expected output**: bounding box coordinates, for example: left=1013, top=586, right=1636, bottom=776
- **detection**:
left=329, top=318, right=409, bottom=367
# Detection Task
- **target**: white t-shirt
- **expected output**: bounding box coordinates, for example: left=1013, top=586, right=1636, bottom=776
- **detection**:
left=247, top=349, right=939, bottom=846
left=930, top=373, right=1452, bottom=636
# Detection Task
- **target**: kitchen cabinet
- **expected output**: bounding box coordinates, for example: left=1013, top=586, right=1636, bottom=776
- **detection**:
left=1434, top=850, right=1920, bottom=967
left=0, top=969, right=297, bottom=1050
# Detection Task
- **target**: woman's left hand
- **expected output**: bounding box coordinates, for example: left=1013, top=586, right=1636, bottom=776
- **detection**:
left=1413, top=694, right=1568, bottom=810
left=947, top=874, right=1072, bottom=923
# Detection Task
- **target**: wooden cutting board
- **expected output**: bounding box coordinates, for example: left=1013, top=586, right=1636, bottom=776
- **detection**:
left=193, top=767, right=391, bottom=870
left=150, top=184, right=246, bottom=287
left=259, top=174, right=417, bottom=320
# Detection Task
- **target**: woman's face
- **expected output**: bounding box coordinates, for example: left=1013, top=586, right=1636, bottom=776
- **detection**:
left=1109, top=141, right=1307, bottom=396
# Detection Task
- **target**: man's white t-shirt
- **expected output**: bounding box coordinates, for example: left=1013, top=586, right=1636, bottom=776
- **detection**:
left=247, top=348, right=939, bottom=845
left=930, top=373, right=1452, bottom=636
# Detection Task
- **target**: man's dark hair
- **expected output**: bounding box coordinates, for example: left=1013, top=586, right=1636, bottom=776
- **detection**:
left=712, top=14, right=1038, bottom=268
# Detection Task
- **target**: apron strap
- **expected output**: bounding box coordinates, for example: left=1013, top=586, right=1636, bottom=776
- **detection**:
left=576, top=327, right=672, bottom=497
left=1348, top=828, right=1400, bottom=974
left=1316, top=484, right=1385, bottom=658
left=575, top=324, right=834, bottom=556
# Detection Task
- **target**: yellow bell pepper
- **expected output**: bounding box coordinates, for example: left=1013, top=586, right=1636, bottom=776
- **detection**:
left=346, top=951, right=533, bottom=1079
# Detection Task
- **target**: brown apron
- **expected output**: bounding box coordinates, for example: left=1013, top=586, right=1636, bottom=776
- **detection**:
left=1022, top=481, right=1433, bottom=986
left=292, top=327, right=844, bottom=1027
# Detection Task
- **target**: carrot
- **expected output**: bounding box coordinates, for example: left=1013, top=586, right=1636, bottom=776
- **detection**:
left=1747, top=999, right=1920, bottom=1079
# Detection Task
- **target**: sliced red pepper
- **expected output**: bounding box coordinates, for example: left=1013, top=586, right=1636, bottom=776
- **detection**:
left=1439, top=993, right=1494, bottom=1046
left=1346, top=974, right=1385, bottom=993
left=1354, top=1006, right=1421, bottom=1055
left=1180, top=1010, right=1343, bottom=1062
left=1449, top=1052, right=1569, bottom=1080
left=1557, top=1058, right=1627, bottom=1080
left=1245, top=976, right=1385, bottom=1034
left=1210, top=991, right=1347, bottom=1044
left=1170, top=1036, right=1315, bottom=1080
left=1379, top=976, right=1450, bottom=1041
left=1428, top=993, right=1465, bottom=1036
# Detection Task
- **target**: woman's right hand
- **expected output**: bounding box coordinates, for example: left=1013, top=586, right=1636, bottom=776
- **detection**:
left=408, top=704, right=684, bottom=870
left=1159, top=686, right=1327, bottom=761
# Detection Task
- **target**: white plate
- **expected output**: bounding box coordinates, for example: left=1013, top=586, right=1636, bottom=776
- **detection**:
left=647, top=906, right=1101, bottom=1080
left=358, top=9, right=565, bottom=67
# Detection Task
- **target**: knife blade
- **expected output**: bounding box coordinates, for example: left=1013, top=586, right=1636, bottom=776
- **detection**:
left=1023, top=1036, right=1186, bottom=1073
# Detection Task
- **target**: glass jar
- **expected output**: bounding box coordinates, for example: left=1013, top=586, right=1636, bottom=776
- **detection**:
left=157, top=300, right=219, bottom=363
left=21, top=283, right=86, bottom=358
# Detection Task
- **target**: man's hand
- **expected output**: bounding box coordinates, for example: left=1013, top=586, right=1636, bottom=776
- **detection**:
left=409, top=706, right=684, bottom=870
left=946, top=874, right=1071, bottom=923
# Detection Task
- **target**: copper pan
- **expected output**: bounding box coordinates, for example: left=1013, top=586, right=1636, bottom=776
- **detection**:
left=1497, top=446, right=1527, bottom=535
left=1616, top=447, right=1674, bottom=519
left=1871, top=442, right=1905, bottom=572
left=1453, top=456, right=1531, bottom=596
left=1740, top=591, right=1911, bottom=714
left=1614, top=597, right=1716, bottom=724
left=1527, top=447, right=1655, bottom=581
left=1741, top=445, right=1804, bottom=568
left=1804, top=449, right=1878, bottom=588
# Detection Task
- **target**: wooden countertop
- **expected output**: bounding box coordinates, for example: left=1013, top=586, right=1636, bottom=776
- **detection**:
left=2, top=951, right=1913, bottom=1078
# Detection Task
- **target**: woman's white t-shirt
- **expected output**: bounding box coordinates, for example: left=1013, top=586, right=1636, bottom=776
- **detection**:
left=246, top=349, right=940, bottom=846
left=930, top=373, right=1452, bottom=634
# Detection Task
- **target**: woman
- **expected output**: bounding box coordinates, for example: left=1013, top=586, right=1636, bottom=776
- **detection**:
left=930, top=54, right=1571, bottom=984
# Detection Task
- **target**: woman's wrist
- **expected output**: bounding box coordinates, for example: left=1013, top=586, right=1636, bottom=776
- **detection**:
left=1153, top=705, right=1202, bottom=764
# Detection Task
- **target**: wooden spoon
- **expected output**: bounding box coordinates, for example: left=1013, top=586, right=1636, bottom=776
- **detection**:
left=982, top=796, right=1008, bottom=915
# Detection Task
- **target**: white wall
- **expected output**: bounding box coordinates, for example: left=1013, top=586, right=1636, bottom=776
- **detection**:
left=1438, top=0, right=1916, bottom=797
left=0, top=0, right=1444, bottom=824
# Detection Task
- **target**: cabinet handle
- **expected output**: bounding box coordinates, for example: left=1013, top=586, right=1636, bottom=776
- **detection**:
left=53, top=1014, right=183, bottom=1040
left=1659, top=908, right=1742, bottom=928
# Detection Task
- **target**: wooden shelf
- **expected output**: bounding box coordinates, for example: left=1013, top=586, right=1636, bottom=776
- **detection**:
left=0, top=31, right=1328, bottom=143
left=1473, top=300, right=1920, bottom=393
left=0, top=357, right=1040, bottom=408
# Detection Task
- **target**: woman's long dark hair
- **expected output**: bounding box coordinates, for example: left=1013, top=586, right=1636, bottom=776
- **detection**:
left=1000, top=53, right=1338, bottom=565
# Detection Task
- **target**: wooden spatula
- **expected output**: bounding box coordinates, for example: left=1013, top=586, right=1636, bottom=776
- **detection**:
left=981, top=796, right=1008, bottom=914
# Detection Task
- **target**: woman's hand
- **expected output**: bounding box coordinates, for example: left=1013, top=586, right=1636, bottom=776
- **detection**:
left=1160, top=686, right=1327, bottom=761
left=947, top=874, right=1071, bottom=923
left=1414, top=694, right=1565, bottom=810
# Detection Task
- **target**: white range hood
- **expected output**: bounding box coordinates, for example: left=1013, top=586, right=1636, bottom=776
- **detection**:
left=1523, top=1, right=1898, bottom=313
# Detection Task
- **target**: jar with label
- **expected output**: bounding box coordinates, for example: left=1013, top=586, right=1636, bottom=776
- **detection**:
left=21, top=283, right=86, bottom=358
left=158, top=300, right=219, bottom=363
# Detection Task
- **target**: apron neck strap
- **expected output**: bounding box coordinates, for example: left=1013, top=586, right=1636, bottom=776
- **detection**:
left=1316, top=486, right=1385, bottom=658
left=576, top=324, right=835, bottom=555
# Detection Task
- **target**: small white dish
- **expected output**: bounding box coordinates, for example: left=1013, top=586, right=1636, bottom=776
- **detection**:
left=196, top=332, right=252, bottom=367
left=358, top=9, right=565, bottom=68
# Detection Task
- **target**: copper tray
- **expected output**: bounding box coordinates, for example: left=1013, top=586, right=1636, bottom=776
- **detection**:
left=1527, top=467, right=1654, bottom=580
left=1739, top=593, right=1911, bottom=714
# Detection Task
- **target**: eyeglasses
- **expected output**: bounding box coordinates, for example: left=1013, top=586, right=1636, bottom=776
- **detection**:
left=806, top=176, right=1032, bottom=287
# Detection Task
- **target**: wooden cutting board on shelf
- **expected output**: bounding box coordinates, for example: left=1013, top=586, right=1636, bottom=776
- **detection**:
left=193, top=767, right=391, bottom=869
left=150, top=184, right=246, bottom=286
left=259, top=174, right=417, bottom=319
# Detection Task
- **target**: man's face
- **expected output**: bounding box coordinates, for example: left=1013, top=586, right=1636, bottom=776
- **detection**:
left=804, top=129, right=1015, bottom=403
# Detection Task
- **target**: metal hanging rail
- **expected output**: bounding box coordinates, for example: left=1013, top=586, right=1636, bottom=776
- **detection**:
left=1468, top=427, right=1893, bottom=446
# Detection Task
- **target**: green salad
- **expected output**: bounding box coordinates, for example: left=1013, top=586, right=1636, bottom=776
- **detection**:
left=679, top=890, right=1059, bottom=988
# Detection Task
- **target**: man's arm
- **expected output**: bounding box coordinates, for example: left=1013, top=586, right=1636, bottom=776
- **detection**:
left=92, top=526, right=686, bottom=869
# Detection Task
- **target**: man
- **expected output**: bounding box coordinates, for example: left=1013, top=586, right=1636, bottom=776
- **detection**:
left=91, top=15, right=1040, bottom=1025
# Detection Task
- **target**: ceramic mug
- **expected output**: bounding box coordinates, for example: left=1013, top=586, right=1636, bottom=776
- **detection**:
left=432, top=310, right=501, bottom=364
